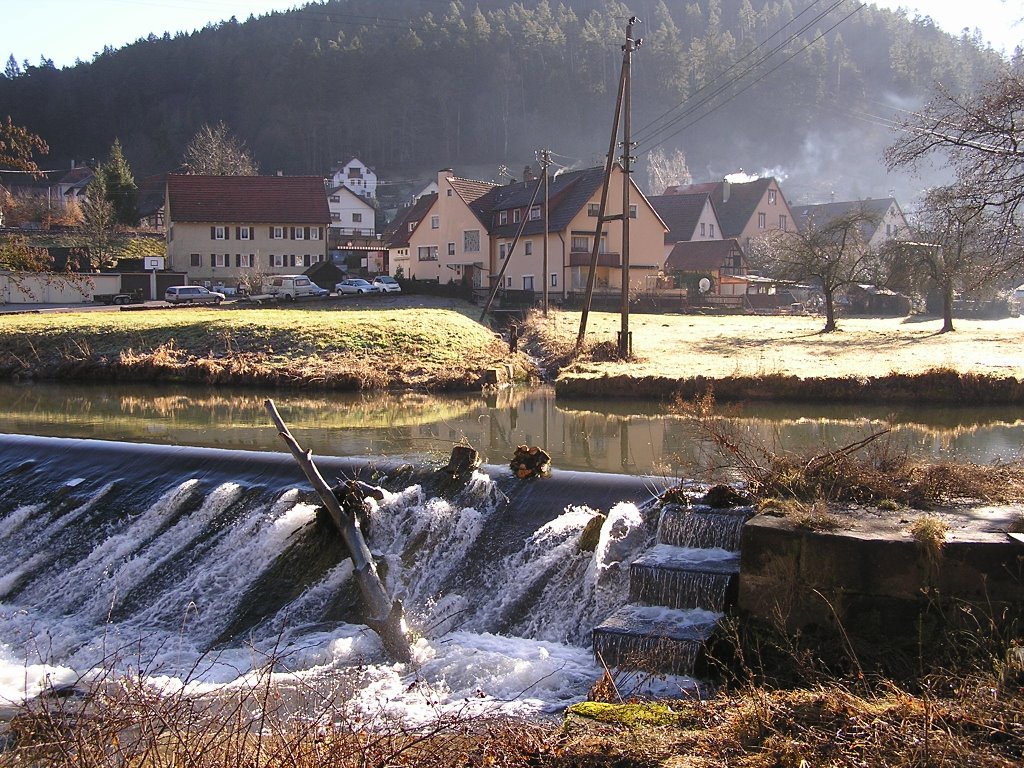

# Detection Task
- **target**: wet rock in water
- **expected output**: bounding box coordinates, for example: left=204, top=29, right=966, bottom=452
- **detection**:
left=701, top=484, right=752, bottom=508
left=578, top=512, right=607, bottom=552
left=511, top=444, right=551, bottom=479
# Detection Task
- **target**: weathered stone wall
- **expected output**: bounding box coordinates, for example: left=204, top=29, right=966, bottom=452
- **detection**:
left=738, top=516, right=1024, bottom=651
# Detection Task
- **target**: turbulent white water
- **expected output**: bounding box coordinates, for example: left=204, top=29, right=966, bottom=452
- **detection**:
left=0, top=453, right=669, bottom=720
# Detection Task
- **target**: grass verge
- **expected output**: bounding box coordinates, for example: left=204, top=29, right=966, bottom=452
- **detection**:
left=0, top=307, right=528, bottom=391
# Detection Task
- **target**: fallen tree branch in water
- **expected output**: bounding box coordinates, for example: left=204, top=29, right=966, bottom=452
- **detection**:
left=264, top=398, right=412, bottom=663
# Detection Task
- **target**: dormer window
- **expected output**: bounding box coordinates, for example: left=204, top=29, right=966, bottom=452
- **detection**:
left=513, top=209, right=521, bottom=223
left=498, top=211, right=508, bottom=225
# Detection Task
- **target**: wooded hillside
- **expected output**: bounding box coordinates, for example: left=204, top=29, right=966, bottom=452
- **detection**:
left=0, top=0, right=1007, bottom=202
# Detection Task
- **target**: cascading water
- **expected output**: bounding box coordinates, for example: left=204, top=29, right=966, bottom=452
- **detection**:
left=0, top=433, right=674, bottom=720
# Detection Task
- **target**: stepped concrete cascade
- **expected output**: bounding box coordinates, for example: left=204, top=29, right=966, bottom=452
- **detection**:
left=629, top=544, right=739, bottom=612
left=593, top=501, right=756, bottom=676
left=592, top=605, right=722, bottom=676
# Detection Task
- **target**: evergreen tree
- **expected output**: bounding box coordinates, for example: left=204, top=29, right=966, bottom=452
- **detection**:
left=100, top=138, right=138, bottom=227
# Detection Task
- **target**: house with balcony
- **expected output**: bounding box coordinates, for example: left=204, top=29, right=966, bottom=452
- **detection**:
left=477, top=164, right=668, bottom=296
left=327, top=183, right=377, bottom=238
left=665, top=177, right=795, bottom=254
left=165, top=174, right=331, bottom=289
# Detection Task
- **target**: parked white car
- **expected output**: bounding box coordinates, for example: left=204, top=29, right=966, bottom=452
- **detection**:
left=263, top=275, right=323, bottom=300
left=335, top=278, right=382, bottom=295
left=164, top=285, right=225, bottom=305
left=372, top=275, right=402, bottom=293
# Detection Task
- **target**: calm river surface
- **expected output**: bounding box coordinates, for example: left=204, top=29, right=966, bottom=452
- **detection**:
left=1, top=382, right=1021, bottom=476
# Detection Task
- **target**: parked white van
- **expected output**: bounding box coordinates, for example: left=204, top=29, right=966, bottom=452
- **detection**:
left=263, top=275, right=326, bottom=300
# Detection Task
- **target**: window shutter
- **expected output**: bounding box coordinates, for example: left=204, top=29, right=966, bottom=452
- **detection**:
left=211, top=226, right=216, bottom=239
left=290, top=227, right=296, bottom=240
left=210, top=255, right=215, bottom=267
left=305, top=227, right=310, bottom=239
left=224, top=227, right=230, bottom=240
left=236, top=227, right=241, bottom=240
left=318, top=227, right=323, bottom=239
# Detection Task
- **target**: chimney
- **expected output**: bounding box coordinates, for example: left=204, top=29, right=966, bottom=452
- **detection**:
left=722, top=179, right=730, bottom=203
left=523, top=164, right=536, bottom=182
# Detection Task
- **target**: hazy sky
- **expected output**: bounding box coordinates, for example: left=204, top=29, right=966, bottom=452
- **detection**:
left=1, top=0, right=1022, bottom=70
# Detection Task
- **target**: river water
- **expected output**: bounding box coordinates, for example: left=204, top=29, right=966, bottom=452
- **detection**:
left=0, top=382, right=1020, bottom=721
left=1, top=382, right=1022, bottom=477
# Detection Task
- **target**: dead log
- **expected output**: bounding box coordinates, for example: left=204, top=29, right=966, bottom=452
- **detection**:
left=264, top=398, right=412, bottom=663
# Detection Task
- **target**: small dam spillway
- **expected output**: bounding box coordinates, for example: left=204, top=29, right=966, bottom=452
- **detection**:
left=592, top=501, right=755, bottom=676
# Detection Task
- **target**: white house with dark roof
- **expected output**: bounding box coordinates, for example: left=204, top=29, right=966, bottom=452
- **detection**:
left=795, top=198, right=909, bottom=250
left=165, top=174, right=331, bottom=288
left=327, top=183, right=376, bottom=237
left=649, top=192, right=723, bottom=259
left=328, top=157, right=377, bottom=200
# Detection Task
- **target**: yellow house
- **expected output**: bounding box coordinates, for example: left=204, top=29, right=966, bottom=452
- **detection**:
left=166, top=174, right=331, bottom=290
left=479, top=164, right=667, bottom=297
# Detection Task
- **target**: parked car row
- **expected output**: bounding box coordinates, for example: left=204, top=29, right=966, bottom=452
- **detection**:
left=335, top=276, right=402, bottom=295
left=161, top=276, right=399, bottom=305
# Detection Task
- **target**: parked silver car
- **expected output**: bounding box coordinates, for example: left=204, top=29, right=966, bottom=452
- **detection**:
left=372, top=275, right=402, bottom=293
left=335, top=278, right=382, bottom=295
left=164, top=285, right=226, bottom=305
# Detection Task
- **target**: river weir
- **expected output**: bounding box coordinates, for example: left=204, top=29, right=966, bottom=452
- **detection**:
left=0, top=433, right=691, bottom=720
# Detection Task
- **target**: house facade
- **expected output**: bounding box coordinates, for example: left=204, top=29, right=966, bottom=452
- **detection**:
left=649, top=192, right=723, bottom=260
left=328, top=157, right=378, bottom=200
left=165, top=174, right=331, bottom=289
left=481, top=164, right=668, bottom=296
left=396, top=169, right=497, bottom=286
left=666, top=177, right=795, bottom=253
left=794, top=197, right=909, bottom=250
left=327, top=184, right=376, bottom=237
left=664, top=238, right=749, bottom=300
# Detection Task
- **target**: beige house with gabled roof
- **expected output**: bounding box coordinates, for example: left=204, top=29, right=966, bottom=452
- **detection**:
left=477, top=163, right=668, bottom=296
left=166, top=174, right=330, bottom=289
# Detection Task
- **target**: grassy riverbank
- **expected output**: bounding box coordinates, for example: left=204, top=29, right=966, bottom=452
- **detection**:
left=524, top=310, right=1024, bottom=402
left=0, top=305, right=527, bottom=390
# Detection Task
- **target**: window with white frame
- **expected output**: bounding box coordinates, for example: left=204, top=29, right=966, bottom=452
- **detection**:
left=498, top=210, right=507, bottom=225
left=700, top=223, right=706, bottom=236
left=448, top=242, right=456, bottom=256
left=587, top=203, right=599, bottom=217
left=464, top=230, right=480, bottom=252
left=506, top=276, right=513, bottom=287
left=523, top=275, right=534, bottom=291
left=768, top=189, right=777, bottom=204
left=550, top=273, right=558, bottom=287
left=237, top=254, right=254, bottom=268
left=273, top=226, right=284, bottom=239
left=352, top=213, right=362, bottom=222
left=513, top=209, right=521, bottom=223
left=710, top=224, right=715, bottom=236
left=211, top=253, right=228, bottom=267
left=629, top=204, right=637, bottom=218
left=779, top=215, right=787, bottom=231
left=571, top=235, right=588, bottom=251
left=310, top=228, right=320, bottom=240
left=524, top=241, right=533, bottom=256
left=529, top=206, right=541, bottom=220
left=329, top=195, right=340, bottom=203
left=431, top=215, right=439, bottom=229
left=270, top=254, right=285, bottom=267
left=213, top=226, right=226, bottom=240
left=758, top=212, right=766, bottom=229
left=499, top=243, right=507, bottom=260
left=418, top=246, right=438, bottom=261
left=295, top=228, right=305, bottom=240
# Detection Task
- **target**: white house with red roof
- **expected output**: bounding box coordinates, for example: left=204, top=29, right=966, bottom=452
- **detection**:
left=328, top=157, right=377, bottom=200
left=165, top=174, right=331, bottom=288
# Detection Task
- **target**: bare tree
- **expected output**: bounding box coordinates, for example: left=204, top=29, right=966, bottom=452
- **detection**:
left=885, top=186, right=1021, bottom=333
left=182, top=121, right=259, bottom=175
left=885, top=68, right=1024, bottom=227
left=644, top=146, right=692, bottom=195
left=752, top=207, right=879, bottom=333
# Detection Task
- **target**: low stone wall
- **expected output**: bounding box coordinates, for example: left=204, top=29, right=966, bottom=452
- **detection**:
left=737, top=514, right=1024, bottom=662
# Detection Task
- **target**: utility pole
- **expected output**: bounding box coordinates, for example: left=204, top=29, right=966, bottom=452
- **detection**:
left=576, top=16, right=642, bottom=353
left=619, top=18, right=639, bottom=359
left=539, top=148, right=552, bottom=316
